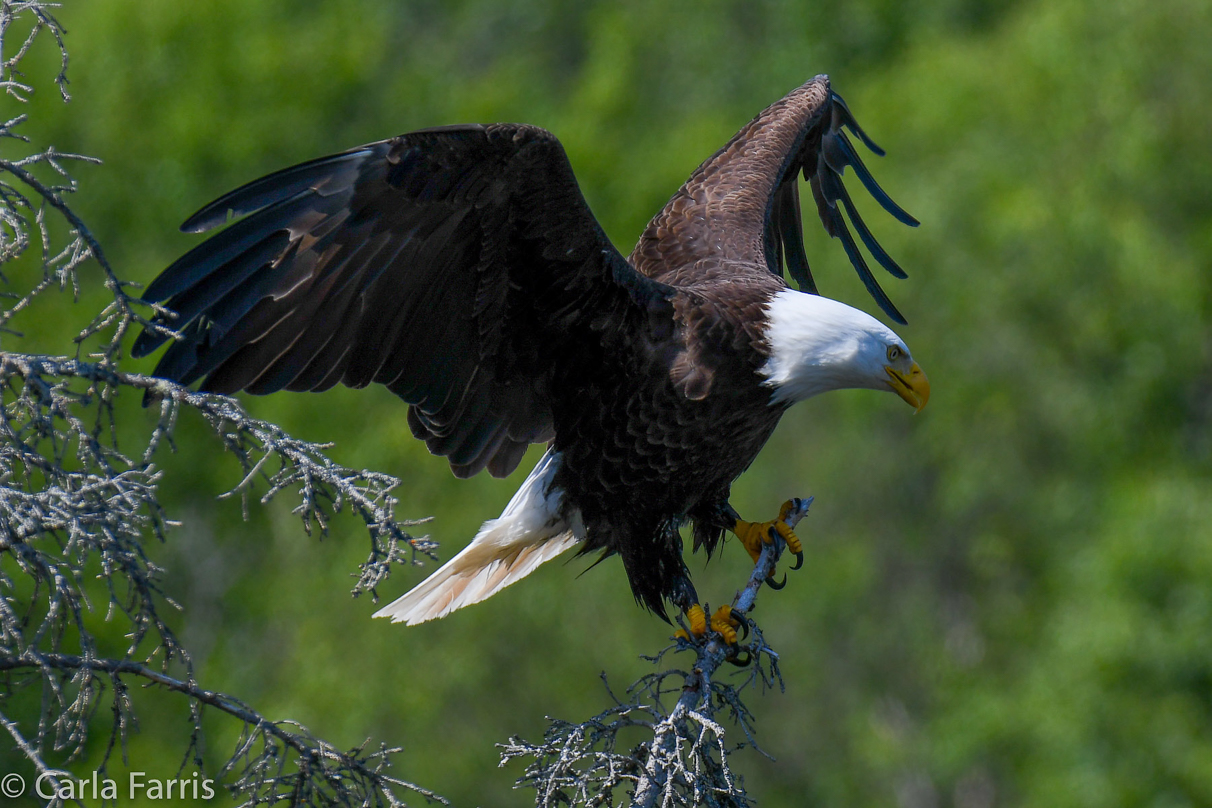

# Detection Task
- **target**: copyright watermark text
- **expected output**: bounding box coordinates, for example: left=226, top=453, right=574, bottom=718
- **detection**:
left=0, top=774, right=23, bottom=798
left=0, top=770, right=216, bottom=800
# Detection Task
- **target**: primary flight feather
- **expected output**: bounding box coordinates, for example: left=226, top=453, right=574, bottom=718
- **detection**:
left=136, top=75, right=928, bottom=625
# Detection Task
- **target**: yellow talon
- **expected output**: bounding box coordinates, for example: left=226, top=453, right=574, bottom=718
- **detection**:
left=733, top=519, right=769, bottom=564
left=676, top=604, right=742, bottom=645
left=675, top=603, right=708, bottom=641
left=732, top=499, right=802, bottom=561
left=769, top=520, right=801, bottom=554
left=709, top=605, right=740, bottom=645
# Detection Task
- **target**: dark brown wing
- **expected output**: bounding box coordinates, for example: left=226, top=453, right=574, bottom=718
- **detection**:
left=135, top=124, right=673, bottom=478
left=630, top=75, right=917, bottom=324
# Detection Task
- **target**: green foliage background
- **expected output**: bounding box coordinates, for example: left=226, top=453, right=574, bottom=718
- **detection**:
left=5, top=0, right=1211, bottom=805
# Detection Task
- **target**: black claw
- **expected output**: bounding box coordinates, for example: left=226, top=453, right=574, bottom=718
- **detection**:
left=791, top=551, right=804, bottom=571
left=765, top=573, right=787, bottom=590
left=730, top=608, right=750, bottom=641
left=727, top=650, right=753, bottom=668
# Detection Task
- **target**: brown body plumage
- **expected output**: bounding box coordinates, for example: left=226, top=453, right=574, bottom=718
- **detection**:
left=136, top=76, right=919, bottom=619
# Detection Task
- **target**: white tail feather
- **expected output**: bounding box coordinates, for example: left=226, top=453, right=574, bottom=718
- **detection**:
left=373, top=451, right=580, bottom=625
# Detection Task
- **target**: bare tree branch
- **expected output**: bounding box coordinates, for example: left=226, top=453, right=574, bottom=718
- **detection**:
left=502, top=501, right=811, bottom=808
left=0, top=4, right=443, bottom=804
left=0, top=652, right=448, bottom=807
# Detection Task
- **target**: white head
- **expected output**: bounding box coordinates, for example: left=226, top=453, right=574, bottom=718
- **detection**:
left=759, top=289, right=930, bottom=409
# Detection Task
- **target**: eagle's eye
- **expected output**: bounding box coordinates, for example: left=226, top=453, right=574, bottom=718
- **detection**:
left=886, top=345, right=903, bottom=362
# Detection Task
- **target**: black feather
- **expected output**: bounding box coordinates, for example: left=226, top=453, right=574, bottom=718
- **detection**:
left=829, top=91, right=885, bottom=157
left=833, top=131, right=919, bottom=227
left=180, top=148, right=376, bottom=233
left=825, top=201, right=906, bottom=324
left=132, top=230, right=292, bottom=357
left=777, top=181, right=817, bottom=293
left=144, top=190, right=320, bottom=302
left=833, top=176, right=908, bottom=279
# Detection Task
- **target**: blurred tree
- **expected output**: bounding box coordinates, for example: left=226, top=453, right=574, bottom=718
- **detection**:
left=2, top=1, right=1210, bottom=807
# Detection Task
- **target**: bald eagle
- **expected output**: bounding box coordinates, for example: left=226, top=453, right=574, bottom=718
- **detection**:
left=135, top=75, right=928, bottom=629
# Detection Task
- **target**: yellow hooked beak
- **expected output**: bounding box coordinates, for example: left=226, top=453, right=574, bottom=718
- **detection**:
left=885, top=362, right=930, bottom=413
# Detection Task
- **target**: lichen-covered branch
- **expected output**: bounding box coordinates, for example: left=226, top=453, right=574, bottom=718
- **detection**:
left=0, top=652, right=447, bottom=807
left=501, top=501, right=811, bottom=808
left=0, top=3, right=444, bottom=804
left=0, top=352, right=436, bottom=586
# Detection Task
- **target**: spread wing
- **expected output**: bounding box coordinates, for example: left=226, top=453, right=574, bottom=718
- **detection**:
left=135, top=124, right=673, bottom=478
left=630, top=75, right=918, bottom=324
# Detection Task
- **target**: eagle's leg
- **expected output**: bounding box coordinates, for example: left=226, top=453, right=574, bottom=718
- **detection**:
left=728, top=500, right=805, bottom=586
left=668, top=574, right=710, bottom=637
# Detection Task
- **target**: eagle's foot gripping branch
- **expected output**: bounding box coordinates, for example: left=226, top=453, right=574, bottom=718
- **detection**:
left=676, top=604, right=751, bottom=666
left=674, top=497, right=813, bottom=667
left=676, top=604, right=748, bottom=644
left=732, top=498, right=806, bottom=590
